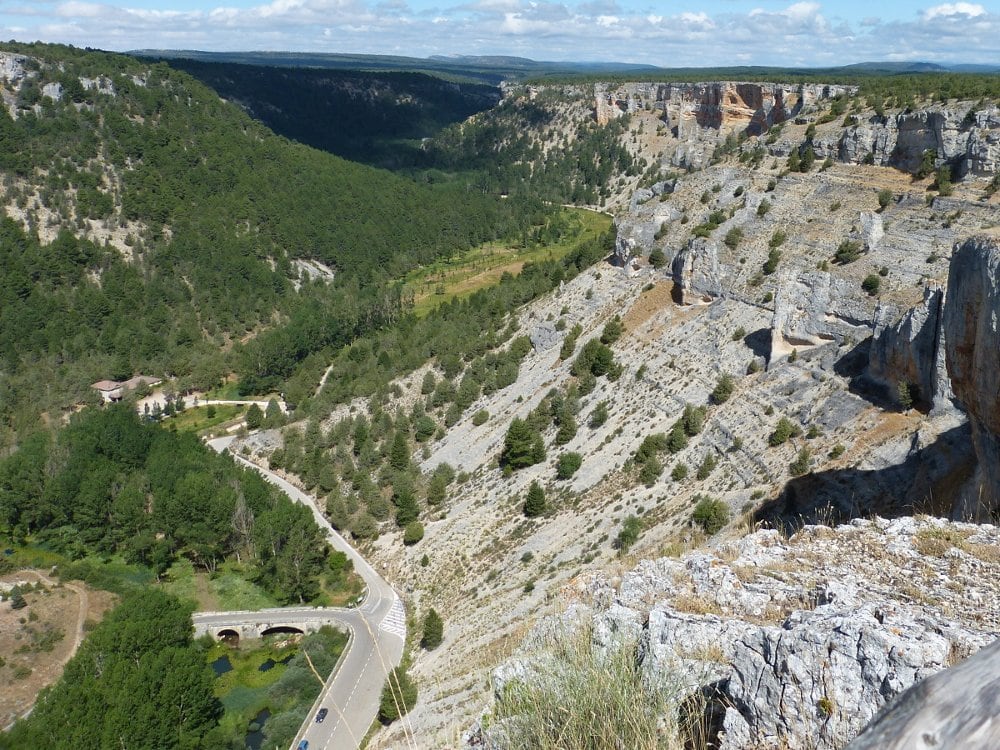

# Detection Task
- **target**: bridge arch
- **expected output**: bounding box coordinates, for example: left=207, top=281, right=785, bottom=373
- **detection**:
left=261, top=625, right=305, bottom=638
left=216, top=628, right=240, bottom=644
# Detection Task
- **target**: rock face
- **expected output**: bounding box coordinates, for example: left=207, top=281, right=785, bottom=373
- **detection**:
left=595, top=81, right=854, bottom=134
left=868, top=282, right=951, bottom=410
left=485, top=518, right=1000, bottom=750
left=671, top=237, right=726, bottom=303
left=846, top=637, right=1000, bottom=750
left=944, top=235, right=1000, bottom=520
left=839, top=107, right=1000, bottom=177
left=770, top=270, right=872, bottom=357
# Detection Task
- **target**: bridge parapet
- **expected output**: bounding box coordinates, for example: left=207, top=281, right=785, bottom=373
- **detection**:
left=192, top=609, right=348, bottom=641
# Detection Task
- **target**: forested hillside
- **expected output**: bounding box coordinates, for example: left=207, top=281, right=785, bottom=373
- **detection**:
left=0, top=42, right=537, bottom=450
left=166, top=60, right=500, bottom=167
left=0, top=405, right=330, bottom=602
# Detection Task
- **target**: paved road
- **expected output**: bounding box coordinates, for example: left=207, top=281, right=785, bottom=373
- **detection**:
left=207, top=436, right=405, bottom=750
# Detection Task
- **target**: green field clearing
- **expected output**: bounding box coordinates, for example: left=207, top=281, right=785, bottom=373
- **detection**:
left=403, top=207, right=612, bottom=317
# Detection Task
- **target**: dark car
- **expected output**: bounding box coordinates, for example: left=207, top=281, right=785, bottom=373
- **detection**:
left=316, top=708, right=329, bottom=723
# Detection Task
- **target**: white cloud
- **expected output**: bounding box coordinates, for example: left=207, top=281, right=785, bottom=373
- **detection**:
left=2, top=0, right=997, bottom=67
left=923, top=3, right=986, bottom=20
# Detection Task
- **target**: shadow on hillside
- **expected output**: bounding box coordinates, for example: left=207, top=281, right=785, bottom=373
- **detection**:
left=742, top=327, right=771, bottom=362
left=754, top=422, right=975, bottom=535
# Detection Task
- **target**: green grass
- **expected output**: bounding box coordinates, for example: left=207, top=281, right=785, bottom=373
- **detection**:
left=159, top=559, right=278, bottom=611
left=167, top=404, right=245, bottom=434
left=403, top=207, right=611, bottom=317
left=203, top=381, right=244, bottom=400
left=211, top=565, right=279, bottom=610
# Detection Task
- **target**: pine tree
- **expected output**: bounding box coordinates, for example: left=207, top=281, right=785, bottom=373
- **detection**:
left=389, top=431, right=410, bottom=471
left=523, top=481, right=546, bottom=517
left=9, top=586, right=26, bottom=610
left=245, top=403, right=263, bottom=429
left=421, top=608, right=444, bottom=650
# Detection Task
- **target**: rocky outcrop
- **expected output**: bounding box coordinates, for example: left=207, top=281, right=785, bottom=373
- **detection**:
left=671, top=237, right=726, bottom=303
left=595, top=81, right=854, bottom=134
left=484, top=517, right=1000, bottom=750
left=944, top=235, right=1000, bottom=520
left=770, top=270, right=873, bottom=358
left=846, top=637, right=1000, bottom=749
left=868, top=282, right=951, bottom=410
left=839, top=107, right=1000, bottom=177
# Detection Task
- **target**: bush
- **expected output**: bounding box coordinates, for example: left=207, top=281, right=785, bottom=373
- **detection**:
left=710, top=374, right=735, bottom=405
left=834, top=240, right=863, bottom=264
left=671, top=462, right=688, bottom=481
left=695, top=453, right=717, bottom=481
left=600, top=316, right=624, bottom=345
left=763, top=248, right=781, bottom=275
left=692, top=496, right=729, bottom=534
left=556, top=452, right=583, bottom=480
left=648, top=247, right=667, bottom=268
left=757, top=199, right=771, bottom=217
left=615, top=515, right=642, bottom=554
left=789, top=448, right=811, bottom=477
left=639, top=457, right=662, bottom=487
left=589, top=401, right=609, bottom=428
left=402, top=521, right=425, bottom=546
left=768, top=417, right=800, bottom=446
left=861, top=274, right=881, bottom=295
left=379, top=666, right=418, bottom=724
left=877, top=188, right=894, bottom=210
left=723, top=228, right=743, bottom=250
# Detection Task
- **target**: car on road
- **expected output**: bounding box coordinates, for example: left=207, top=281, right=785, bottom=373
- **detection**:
left=297, top=741, right=308, bottom=750
left=316, top=708, right=328, bottom=723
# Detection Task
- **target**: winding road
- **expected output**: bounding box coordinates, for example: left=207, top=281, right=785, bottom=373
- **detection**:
left=207, top=436, right=405, bottom=750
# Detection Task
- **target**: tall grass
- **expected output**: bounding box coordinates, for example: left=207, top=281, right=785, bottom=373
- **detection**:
left=487, top=628, right=706, bottom=750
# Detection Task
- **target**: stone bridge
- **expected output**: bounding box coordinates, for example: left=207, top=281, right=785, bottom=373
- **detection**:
left=192, top=606, right=354, bottom=643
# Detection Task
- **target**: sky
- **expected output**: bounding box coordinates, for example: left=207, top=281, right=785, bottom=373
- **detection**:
left=0, top=0, right=998, bottom=67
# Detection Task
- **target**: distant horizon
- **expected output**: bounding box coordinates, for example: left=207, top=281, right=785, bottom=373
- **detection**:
left=116, top=48, right=1000, bottom=74
left=2, top=2, right=998, bottom=68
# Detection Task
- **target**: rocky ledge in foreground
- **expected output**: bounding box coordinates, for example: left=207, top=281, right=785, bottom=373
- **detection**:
left=476, top=516, right=1000, bottom=750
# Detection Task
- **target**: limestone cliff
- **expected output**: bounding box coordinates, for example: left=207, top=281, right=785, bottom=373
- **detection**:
left=594, top=81, right=854, bottom=133
left=838, top=106, right=1000, bottom=177
left=868, top=282, right=952, bottom=411
left=944, top=235, right=1000, bottom=520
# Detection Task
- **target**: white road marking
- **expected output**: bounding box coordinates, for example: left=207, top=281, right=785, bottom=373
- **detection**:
left=379, top=594, right=406, bottom=639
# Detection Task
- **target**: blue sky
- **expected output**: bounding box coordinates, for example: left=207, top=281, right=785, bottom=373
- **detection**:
left=1, top=1, right=997, bottom=66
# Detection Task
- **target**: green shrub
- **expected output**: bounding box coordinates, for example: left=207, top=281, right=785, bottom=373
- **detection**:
left=692, top=496, right=729, bottom=535
left=639, top=457, right=662, bottom=487
left=877, top=188, right=893, bottom=210
left=471, top=409, right=489, bottom=426
left=724, top=228, right=743, bottom=250
left=861, top=274, right=881, bottom=295
left=589, top=401, right=609, bottom=428
left=402, top=521, right=425, bottom=545
left=768, top=417, right=800, bottom=446
left=834, top=240, right=863, bottom=264
left=710, top=374, right=735, bottom=405
left=648, top=247, right=667, bottom=268
left=379, top=666, right=417, bottom=724
left=695, top=453, right=717, bottom=481
left=671, top=462, right=688, bottom=481
left=615, top=516, right=642, bottom=554
left=789, top=448, right=811, bottom=477
left=556, top=452, right=583, bottom=480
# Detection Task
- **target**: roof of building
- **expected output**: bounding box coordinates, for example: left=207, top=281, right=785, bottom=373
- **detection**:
left=91, top=380, right=122, bottom=391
